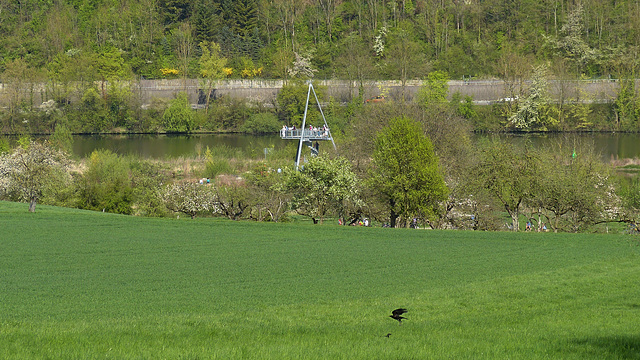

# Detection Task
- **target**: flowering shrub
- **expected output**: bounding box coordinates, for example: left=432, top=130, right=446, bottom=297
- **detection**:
left=160, top=68, right=180, bottom=77
left=373, top=26, right=388, bottom=57
left=0, top=141, right=69, bottom=212
left=162, top=182, right=217, bottom=219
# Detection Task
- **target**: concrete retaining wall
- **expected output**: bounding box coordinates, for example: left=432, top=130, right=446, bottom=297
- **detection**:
left=136, top=78, right=625, bottom=105
left=2, top=78, right=633, bottom=107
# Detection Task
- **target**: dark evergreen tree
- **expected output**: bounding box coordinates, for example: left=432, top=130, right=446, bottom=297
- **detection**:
left=161, top=36, right=172, bottom=57
left=243, top=27, right=264, bottom=60
left=217, top=0, right=236, bottom=29
left=216, top=26, right=242, bottom=59
left=233, top=0, right=258, bottom=39
left=158, top=0, right=192, bottom=26
left=192, top=0, right=219, bottom=43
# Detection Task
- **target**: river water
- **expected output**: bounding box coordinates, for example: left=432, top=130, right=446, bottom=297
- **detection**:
left=72, top=134, right=286, bottom=159
left=70, top=132, right=640, bottom=161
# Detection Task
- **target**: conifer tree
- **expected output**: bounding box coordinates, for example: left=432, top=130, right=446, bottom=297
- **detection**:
left=192, top=0, right=219, bottom=44
left=234, top=0, right=258, bottom=39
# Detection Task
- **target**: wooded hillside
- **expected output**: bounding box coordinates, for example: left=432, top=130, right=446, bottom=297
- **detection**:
left=2, top=0, right=639, bottom=81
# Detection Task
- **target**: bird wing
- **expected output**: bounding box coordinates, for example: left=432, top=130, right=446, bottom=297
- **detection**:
left=392, top=308, right=408, bottom=316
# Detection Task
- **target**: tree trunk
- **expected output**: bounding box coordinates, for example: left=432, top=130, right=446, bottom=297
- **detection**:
left=390, top=199, right=398, bottom=228
left=29, top=198, right=37, bottom=213
left=511, top=211, right=519, bottom=232
left=205, top=86, right=212, bottom=114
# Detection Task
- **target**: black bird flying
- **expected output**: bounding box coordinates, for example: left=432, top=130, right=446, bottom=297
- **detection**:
left=390, top=308, right=408, bottom=324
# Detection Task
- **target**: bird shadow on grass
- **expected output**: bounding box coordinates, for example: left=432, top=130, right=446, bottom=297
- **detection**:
left=571, top=335, right=640, bottom=360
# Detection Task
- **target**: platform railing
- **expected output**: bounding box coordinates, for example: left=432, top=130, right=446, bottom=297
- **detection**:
left=280, top=128, right=332, bottom=140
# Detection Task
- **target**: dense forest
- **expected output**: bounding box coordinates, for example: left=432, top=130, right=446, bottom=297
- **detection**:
left=1, top=0, right=640, bottom=134
left=3, top=0, right=640, bottom=79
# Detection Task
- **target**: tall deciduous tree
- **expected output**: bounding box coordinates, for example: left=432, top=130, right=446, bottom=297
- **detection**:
left=417, top=70, right=449, bottom=106
left=173, top=22, right=194, bottom=90
left=0, top=141, right=69, bottom=213
left=497, top=44, right=533, bottom=113
left=509, top=64, right=555, bottom=131
left=198, top=41, right=228, bottom=113
left=548, top=3, right=597, bottom=76
left=475, top=139, right=538, bottom=232
left=317, top=0, right=342, bottom=42
left=334, top=34, right=376, bottom=98
left=1, top=58, right=43, bottom=117
left=94, top=46, right=132, bottom=101
left=272, top=46, right=294, bottom=80
left=276, top=80, right=325, bottom=126
left=369, top=116, right=448, bottom=228
left=272, top=0, right=309, bottom=52
left=47, top=51, right=95, bottom=107
left=385, top=30, right=428, bottom=101
left=43, top=2, right=75, bottom=61
left=529, top=143, right=613, bottom=233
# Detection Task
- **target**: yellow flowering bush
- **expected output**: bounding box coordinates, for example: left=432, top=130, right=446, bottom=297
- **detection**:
left=160, top=68, right=180, bottom=77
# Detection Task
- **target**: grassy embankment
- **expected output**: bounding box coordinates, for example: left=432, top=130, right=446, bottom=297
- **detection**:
left=1, top=201, right=639, bottom=359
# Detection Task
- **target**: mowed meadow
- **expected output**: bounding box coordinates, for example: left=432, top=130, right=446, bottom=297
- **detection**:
left=1, top=201, right=639, bottom=359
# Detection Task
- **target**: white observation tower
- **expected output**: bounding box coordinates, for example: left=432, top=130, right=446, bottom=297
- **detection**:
left=279, top=82, right=336, bottom=169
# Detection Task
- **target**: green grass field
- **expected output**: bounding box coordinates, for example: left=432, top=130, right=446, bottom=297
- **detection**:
left=1, top=201, right=639, bottom=359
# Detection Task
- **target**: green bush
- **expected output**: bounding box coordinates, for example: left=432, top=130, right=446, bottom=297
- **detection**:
left=162, top=93, right=194, bottom=133
left=240, top=112, right=281, bottom=134
left=276, top=80, right=326, bottom=126
left=210, top=97, right=252, bottom=130
left=76, top=149, right=133, bottom=214
left=0, top=138, right=9, bottom=154
left=40, top=167, right=76, bottom=208
left=49, top=123, right=74, bottom=154
left=129, top=158, right=170, bottom=217
left=204, top=158, right=233, bottom=179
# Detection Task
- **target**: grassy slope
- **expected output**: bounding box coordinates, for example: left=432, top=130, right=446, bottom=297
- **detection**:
left=1, top=201, right=639, bottom=359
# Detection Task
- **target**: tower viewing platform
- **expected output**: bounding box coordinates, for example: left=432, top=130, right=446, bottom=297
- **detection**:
left=280, top=128, right=333, bottom=141
left=279, top=82, right=337, bottom=169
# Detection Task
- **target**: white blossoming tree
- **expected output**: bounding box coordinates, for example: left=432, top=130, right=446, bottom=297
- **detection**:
left=0, top=141, right=69, bottom=212
left=287, top=52, right=317, bottom=79
left=509, top=64, right=555, bottom=130
left=162, top=182, right=217, bottom=219
left=282, top=156, right=363, bottom=224
left=546, top=3, right=597, bottom=75
left=373, top=26, right=388, bottom=57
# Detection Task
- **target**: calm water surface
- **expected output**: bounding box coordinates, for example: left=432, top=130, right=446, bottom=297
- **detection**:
left=72, top=134, right=285, bottom=158
left=474, top=133, right=640, bottom=161
left=69, top=132, right=640, bottom=160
